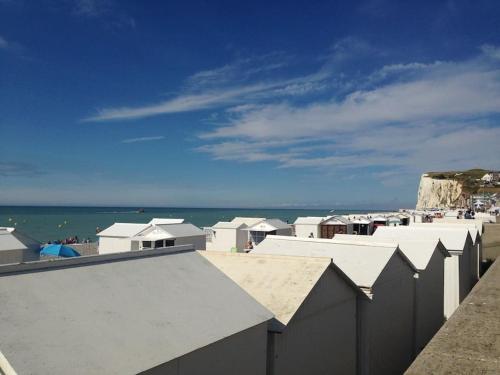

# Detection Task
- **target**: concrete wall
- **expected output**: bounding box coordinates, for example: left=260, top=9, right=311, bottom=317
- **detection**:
left=70, top=242, right=98, bottom=256
left=294, top=224, right=320, bottom=238
left=142, top=322, right=268, bottom=375
left=98, top=237, right=132, bottom=254
left=361, top=254, right=416, bottom=375
left=175, top=235, right=206, bottom=250
left=269, top=269, right=358, bottom=375
left=415, top=250, right=445, bottom=353
left=0, top=248, right=39, bottom=265
left=405, top=258, right=500, bottom=374
left=99, top=236, right=206, bottom=253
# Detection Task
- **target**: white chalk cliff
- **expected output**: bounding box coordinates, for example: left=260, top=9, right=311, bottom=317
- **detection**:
left=416, top=174, right=467, bottom=209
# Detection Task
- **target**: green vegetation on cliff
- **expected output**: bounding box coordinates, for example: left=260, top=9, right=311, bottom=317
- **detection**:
left=425, top=169, right=499, bottom=194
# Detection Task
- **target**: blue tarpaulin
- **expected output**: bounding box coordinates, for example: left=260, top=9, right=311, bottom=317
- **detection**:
left=40, top=244, right=81, bottom=257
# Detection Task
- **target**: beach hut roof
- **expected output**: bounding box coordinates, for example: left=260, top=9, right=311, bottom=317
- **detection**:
left=373, top=226, right=471, bottom=253
left=97, top=223, right=150, bottom=238
left=333, top=234, right=450, bottom=270
left=0, top=248, right=273, bottom=374
left=246, top=219, right=290, bottom=232
left=412, top=222, right=481, bottom=239
left=134, top=223, right=205, bottom=240
left=148, top=218, right=185, bottom=225
left=321, top=216, right=352, bottom=225
left=231, top=217, right=265, bottom=226
left=212, top=221, right=247, bottom=229
left=199, top=251, right=359, bottom=331
left=252, top=235, right=411, bottom=290
left=0, top=227, right=40, bottom=252
left=293, top=216, right=329, bottom=225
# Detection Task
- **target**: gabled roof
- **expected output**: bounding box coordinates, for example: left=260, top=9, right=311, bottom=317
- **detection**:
left=231, top=217, right=265, bottom=226
left=212, top=221, right=247, bottom=229
left=0, top=227, right=40, bottom=252
left=321, top=216, right=352, bottom=225
left=417, top=221, right=482, bottom=237
left=252, top=235, right=404, bottom=289
left=293, top=216, right=328, bottom=225
left=97, top=223, right=150, bottom=237
left=334, top=234, right=450, bottom=270
left=148, top=218, right=185, bottom=225
left=350, top=217, right=371, bottom=224
left=199, top=252, right=337, bottom=330
left=247, top=219, right=291, bottom=232
left=373, top=226, right=471, bottom=253
left=136, top=223, right=205, bottom=239
left=0, top=249, right=273, bottom=375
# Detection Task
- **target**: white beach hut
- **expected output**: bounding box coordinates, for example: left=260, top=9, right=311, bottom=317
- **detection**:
left=373, top=226, right=474, bottom=319
left=97, top=220, right=206, bottom=254
left=412, top=222, right=482, bottom=283
left=253, top=235, right=418, bottom=375
left=245, top=218, right=292, bottom=245
left=205, top=217, right=284, bottom=252
left=293, top=216, right=326, bottom=238
left=0, top=247, right=273, bottom=375
left=200, top=252, right=362, bottom=375
left=334, top=234, right=450, bottom=353
left=205, top=221, right=249, bottom=252
left=0, top=227, right=40, bottom=265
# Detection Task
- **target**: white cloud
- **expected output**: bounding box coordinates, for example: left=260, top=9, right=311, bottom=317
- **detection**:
left=82, top=54, right=332, bottom=122
left=84, top=41, right=500, bottom=177
left=121, top=136, right=165, bottom=143
left=0, top=35, right=8, bottom=49
left=198, top=47, right=500, bottom=174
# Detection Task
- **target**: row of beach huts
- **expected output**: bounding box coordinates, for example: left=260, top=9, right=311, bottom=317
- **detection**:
left=0, top=211, right=496, bottom=374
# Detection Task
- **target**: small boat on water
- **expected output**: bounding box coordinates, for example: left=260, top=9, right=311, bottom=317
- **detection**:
left=137, top=208, right=145, bottom=213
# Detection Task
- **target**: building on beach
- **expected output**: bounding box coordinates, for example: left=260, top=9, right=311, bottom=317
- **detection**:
left=334, top=234, right=450, bottom=354
left=411, top=221, right=482, bottom=282
left=0, top=247, right=273, bottom=375
left=97, top=219, right=206, bottom=254
left=253, top=235, right=418, bottom=375
left=200, top=251, right=362, bottom=375
left=205, top=217, right=291, bottom=251
left=350, top=217, right=372, bottom=235
left=0, top=227, right=40, bottom=265
left=373, top=226, right=474, bottom=319
left=292, top=216, right=326, bottom=238
left=293, top=216, right=353, bottom=239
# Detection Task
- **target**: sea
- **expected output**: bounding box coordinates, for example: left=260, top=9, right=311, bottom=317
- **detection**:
left=0, top=206, right=380, bottom=243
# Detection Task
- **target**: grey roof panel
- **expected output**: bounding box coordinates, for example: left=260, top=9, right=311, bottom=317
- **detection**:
left=156, top=223, right=205, bottom=237
left=0, top=250, right=273, bottom=375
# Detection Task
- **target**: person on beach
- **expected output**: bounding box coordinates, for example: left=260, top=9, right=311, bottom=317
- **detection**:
left=244, top=241, right=253, bottom=252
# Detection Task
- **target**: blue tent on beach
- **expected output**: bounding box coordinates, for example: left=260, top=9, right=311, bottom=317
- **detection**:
left=40, top=244, right=80, bottom=258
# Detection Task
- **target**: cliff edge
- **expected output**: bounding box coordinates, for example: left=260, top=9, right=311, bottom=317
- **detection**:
left=415, top=169, right=498, bottom=210
left=416, top=174, right=466, bottom=209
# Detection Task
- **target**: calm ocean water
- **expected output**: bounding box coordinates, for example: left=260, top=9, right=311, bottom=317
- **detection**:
left=0, top=206, right=375, bottom=242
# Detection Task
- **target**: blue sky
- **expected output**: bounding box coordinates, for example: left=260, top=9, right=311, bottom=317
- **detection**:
left=1, top=0, right=500, bottom=208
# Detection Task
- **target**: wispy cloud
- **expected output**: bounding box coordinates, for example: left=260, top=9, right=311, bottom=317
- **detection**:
left=70, top=0, right=136, bottom=28
left=0, top=35, right=9, bottom=49
left=82, top=54, right=331, bottom=122
left=72, top=0, right=109, bottom=17
left=121, top=136, right=165, bottom=143
left=83, top=40, right=500, bottom=178
left=0, top=162, right=43, bottom=177
left=197, top=45, right=500, bottom=174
